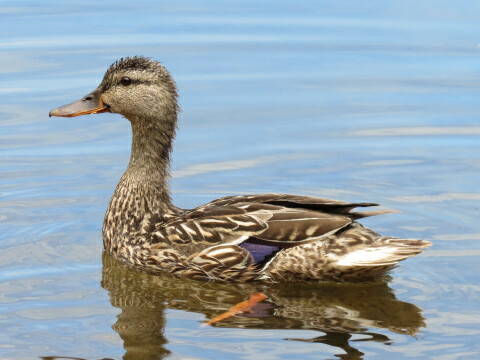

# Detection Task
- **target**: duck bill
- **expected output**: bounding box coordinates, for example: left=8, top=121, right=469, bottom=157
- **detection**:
left=49, top=90, right=109, bottom=117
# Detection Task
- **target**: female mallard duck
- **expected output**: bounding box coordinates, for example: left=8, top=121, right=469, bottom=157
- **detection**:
left=50, top=56, right=430, bottom=282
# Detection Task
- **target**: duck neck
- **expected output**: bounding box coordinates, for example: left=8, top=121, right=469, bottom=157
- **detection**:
left=122, top=113, right=177, bottom=206
left=125, top=118, right=176, bottom=188
left=103, top=112, right=180, bottom=253
left=112, top=113, right=177, bottom=216
left=103, top=112, right=179, bottom=251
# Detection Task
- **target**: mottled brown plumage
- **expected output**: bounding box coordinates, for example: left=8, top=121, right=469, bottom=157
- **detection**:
left=50, top=56, right=431, bottom=282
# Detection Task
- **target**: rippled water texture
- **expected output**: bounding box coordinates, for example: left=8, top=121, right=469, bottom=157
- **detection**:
left=1, top=1, right=480, bottom=359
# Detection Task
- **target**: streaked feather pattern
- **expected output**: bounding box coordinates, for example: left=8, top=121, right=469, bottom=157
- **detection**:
left=105, top=192, right=431, bottom=282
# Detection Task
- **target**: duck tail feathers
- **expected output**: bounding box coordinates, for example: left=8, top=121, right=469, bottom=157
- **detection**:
left=335, top=237, right=431, bottom=268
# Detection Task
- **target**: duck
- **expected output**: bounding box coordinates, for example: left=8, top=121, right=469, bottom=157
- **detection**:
left=49, top=56, right=431, bottom=282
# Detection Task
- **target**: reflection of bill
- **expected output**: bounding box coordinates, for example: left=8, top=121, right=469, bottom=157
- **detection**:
left=98, top=253, right=425, bottom=360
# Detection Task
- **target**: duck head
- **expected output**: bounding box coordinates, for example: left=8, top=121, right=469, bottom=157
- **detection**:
left=49, top=56, right=178, bottom=124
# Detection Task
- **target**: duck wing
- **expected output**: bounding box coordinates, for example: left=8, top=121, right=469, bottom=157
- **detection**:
left=205, top=193, right=381, bottom=218
left=148, top=194, right=391, bottom=280
left=151, top=193, right=386, bottom=252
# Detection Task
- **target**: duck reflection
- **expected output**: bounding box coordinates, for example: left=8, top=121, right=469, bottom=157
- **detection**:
left=101, top=252, right=425, bottom=360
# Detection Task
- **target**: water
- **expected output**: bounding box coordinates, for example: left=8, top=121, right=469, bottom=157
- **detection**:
left=1, top=1, right=479, bottom=359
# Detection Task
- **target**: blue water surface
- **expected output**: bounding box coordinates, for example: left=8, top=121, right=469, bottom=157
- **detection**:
left=1, top=1, right=479, bottom=359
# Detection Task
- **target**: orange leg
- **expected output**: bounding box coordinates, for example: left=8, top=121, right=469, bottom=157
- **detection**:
left=204, top=293, right=268, bottom=326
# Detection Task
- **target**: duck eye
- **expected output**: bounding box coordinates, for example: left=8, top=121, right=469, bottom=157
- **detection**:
left=120, top=76, right=132, bottom=86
